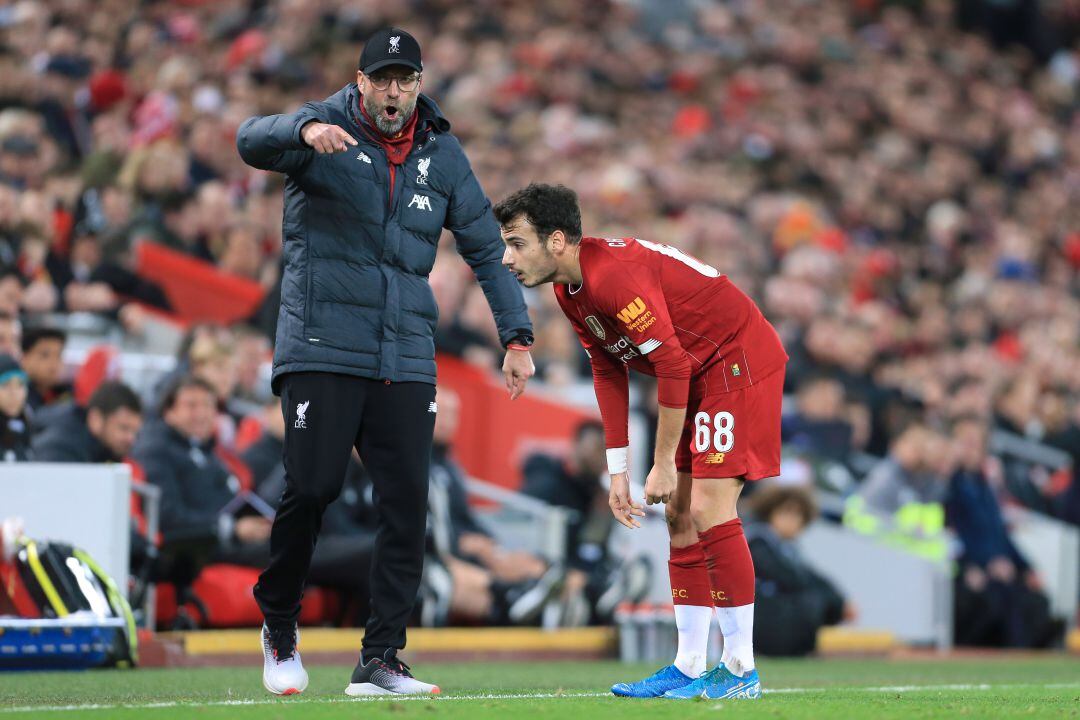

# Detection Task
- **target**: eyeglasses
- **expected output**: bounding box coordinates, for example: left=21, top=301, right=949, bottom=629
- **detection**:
left=367, top=74, right=420, bottom=92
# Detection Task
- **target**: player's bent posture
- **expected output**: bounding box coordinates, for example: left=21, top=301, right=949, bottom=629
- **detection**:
left=494, top=184, right=787, bottom=700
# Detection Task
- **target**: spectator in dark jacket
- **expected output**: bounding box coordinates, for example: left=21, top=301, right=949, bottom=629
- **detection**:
left=20, top=326, right=71, bottom=413
left=522, top=419, right=612, bottom=577
left=0, top=354, right=31, bottom=462
left=946, top=417, right=1059, bottom=648
left=131, top=377, right=264, bottom=552
left=521, top=419, right=617, bottom=620
left=425, top=386, right=553, bottom=625
left=32, top=380, right=151, bottom=602
left=781, top=375, right=855, bottom=464
left=33, top=381, right=142, bottom=463
left=746, top=484, right=850, bottom=656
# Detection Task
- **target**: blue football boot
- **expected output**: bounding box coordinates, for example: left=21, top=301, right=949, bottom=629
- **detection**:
left=611, top=664, right=696, bottom=698
left=662, top=664, right=761, bottom=700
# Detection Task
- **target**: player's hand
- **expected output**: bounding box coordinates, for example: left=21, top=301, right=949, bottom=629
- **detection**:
left=502, top=348, right=535, bottom=400
left=301, top=122, right=358, bottom=154
left=608, top=471, right=644, bottom=529
left=644, top=463, right=676, bottom=505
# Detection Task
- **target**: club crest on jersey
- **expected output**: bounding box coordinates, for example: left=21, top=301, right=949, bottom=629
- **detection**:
left=585, top=315, right=606, bottom=340
left=417, top=157, right=430, bottom=184
left=408, top=193, right=432, bottom=211
left=389, top=36, right=401, bottom=53
left=731, top=363, right=741, bottom=377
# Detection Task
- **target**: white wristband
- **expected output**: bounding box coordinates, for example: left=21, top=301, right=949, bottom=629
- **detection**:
left=606, top=446, right=629, bottom=475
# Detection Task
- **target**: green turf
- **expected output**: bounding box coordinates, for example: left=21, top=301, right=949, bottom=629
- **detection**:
left=3, top=657, right=1079, bottom=719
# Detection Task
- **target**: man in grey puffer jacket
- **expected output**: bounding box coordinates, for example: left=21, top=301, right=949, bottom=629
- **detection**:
left=237, top=27, right=534, bottom=697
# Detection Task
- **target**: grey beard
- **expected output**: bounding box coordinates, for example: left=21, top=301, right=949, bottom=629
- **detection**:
left=364, top=95, right=417, bottom=136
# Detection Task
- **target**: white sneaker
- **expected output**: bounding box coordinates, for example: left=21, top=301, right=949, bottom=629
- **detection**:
left=261, top=623, right=309, bottom=696
left=345, top=650, right=441, bottom=696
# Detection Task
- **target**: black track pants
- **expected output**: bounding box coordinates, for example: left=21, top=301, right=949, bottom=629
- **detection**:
left=253, top=372, right=435, bottom=657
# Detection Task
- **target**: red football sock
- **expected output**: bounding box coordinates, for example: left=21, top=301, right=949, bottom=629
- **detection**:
left=668, top=542, right=712, bottom=607
left=668, top=542, right=712, bottom=677
left=698, top=518, right=755, bottom=607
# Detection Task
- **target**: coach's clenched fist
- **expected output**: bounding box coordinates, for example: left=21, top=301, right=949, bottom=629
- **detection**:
left=301, top=122, right=358, bottom=154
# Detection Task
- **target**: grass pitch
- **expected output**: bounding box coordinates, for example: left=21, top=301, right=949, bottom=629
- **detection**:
left=2, top=656, right=1079, bottom=719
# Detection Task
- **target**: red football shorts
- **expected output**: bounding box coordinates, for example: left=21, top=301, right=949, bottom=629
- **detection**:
left=675, top=364, right=785, bottom=480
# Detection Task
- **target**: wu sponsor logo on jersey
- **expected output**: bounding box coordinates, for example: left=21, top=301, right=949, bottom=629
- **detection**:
left=585, top=315, right=606, bottom=340
left=416, top=157, right=431, bottom=184
left=294, top=401, right=309, bottom=429
left=616, top=297, right=647, bottom=324
left=617, top=296, right=657, bottom=333
left=408, top=193, right=432, bottom=211
left=356, top=151, right=372, bottom=164
left=389, top=36, right=401, bottom=53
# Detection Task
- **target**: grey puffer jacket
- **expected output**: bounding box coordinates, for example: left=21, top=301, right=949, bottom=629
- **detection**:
left=237, top=84, right=531, bottom=392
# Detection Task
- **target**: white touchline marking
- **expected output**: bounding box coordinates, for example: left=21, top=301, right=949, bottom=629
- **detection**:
left=4, top=683, right=1080, bottom=713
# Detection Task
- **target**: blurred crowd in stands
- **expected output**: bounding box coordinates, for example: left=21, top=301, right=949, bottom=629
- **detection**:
left=0, top=0, right=1077, bottom=647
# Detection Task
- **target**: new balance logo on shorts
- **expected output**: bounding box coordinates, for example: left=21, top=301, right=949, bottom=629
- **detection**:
left=295, top=401, right=309, bottom=429
left=428, top=402, right=437, bottom=413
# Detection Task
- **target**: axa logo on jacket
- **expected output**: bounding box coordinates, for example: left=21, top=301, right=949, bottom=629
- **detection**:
left=408, top=193, right=432, bottom=211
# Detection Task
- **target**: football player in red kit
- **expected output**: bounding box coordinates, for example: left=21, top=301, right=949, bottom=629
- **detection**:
left=494, top=184, right=787, bottom=700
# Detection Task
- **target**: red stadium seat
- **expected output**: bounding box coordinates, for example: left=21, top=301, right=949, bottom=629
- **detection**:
left=134, top=242, right=265, bottom=325
left=155, top=565, right=339, bottom=628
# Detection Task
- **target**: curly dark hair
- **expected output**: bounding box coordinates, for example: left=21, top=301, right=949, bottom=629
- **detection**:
left=746, top=484, right=819, bottom=527
left=493, top=183, right=582, bottom=244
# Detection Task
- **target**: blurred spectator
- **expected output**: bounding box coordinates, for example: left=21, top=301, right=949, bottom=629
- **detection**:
left=856, top=424, right=950, bottom=515
left=846, top=423, right=952, bottom=560
left=426, top=386, right=558, bottom=625
left=50, top=226, right=170, bottom=318
left=946, top=417, right=1060, bottom=647
left=746, top=484, right=850, bottom=656
left=522, top=419, right=622, bottom=620
left=0, top=313, right=19, bottom=359
left=0, top=268, right=23, bottom=317
left=431, top=387, right=547, bottom=583
left=130, top=375, right=260, bottom=598
left=132, top=376, right=251, bottom=546
left=31, top=379, right=151, bottom=605
left=781, top=374, right=855, bottom=464
left=20, top=326, right=71, bottom=412
left=32, top=381, right=142, bottom=463
left=231, top=325, right=272, bottom=405
left=0, top=354, right=31, bottom=461
left=151, top=323, right=233, bottom=407
left=186, top=330, right=242, bottom=448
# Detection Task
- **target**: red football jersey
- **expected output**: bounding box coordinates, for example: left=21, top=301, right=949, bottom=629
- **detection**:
left=554, top=237, right=787, bottom=448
